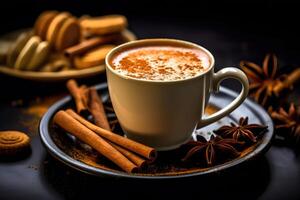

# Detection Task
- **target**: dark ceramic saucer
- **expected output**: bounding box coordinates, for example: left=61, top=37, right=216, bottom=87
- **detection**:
left=39, top=83, right=274, bottom=179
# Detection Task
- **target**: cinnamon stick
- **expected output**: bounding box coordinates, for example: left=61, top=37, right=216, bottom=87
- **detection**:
left=88, top=87, right=111, bottom=131
left=53, top=110, right=138, bottom=173
left=65, top=109, right=157, bottom=160
left=64, top=35, right=119, bottom=57
left=274, top=68, right=300, bottom=96
left=79, top=85, right=89, bottom=107
left=85, top=91, right=145, bottom=167
left=66, top=79, right=88, bottom=115
left=110, top=142, right=146, bottom=168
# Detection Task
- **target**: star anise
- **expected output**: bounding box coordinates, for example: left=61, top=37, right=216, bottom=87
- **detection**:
left=213, top=117, right=268, bottom=143
left=240, top=53, right=282, bottom=107
left=271, top=103, right=300, bottom=144
left=182, top=135, right=242, bottom=166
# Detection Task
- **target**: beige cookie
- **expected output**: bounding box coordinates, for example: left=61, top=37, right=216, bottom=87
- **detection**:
left=46, top=12, right=71, bottom=47
left=55, top=17, right=80, bottom=51
left=74, top=45, right=115, bottom=69
left=27, top=41, right=50, bottom=70
left=34, top=11, right=58, bottom=40
left=80, top=15, right=127, bottom=35
left=6, top=32, right=33, bottom=67
left=14, top=36, right=41, bottom=70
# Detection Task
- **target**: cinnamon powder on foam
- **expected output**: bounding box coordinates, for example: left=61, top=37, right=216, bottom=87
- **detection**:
left=111, top=46, right=210, bottom=81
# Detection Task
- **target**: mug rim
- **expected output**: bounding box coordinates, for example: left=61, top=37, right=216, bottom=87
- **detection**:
left=105, top=38, right=215, bottom=83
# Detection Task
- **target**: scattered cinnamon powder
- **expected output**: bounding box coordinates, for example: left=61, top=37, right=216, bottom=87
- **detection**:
left=28, top=164, right=39, bottom=170
left=12, top=94, right=65, bottom=134
left=22, top=94, right=65, bottom=118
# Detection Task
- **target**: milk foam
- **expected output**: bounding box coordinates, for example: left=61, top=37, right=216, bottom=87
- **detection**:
left=111, top=46, right=210, bottom=81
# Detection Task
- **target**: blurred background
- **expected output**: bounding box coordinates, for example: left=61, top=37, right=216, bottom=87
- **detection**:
left=1, top=0, right=299, bottom=64
left=0, top=0, right=299, bottom=95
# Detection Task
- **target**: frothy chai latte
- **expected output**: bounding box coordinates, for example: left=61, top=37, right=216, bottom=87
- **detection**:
left=110, top=45, right=210, bottom=81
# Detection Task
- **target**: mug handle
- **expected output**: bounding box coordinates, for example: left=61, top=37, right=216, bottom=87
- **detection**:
left=199, top=67, right=249, bottom=128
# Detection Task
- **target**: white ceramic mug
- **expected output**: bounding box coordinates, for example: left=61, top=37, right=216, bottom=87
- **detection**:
left=106, top=39, right=249, bottom=150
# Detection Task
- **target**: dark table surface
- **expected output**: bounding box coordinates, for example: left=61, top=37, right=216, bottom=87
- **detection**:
left=0, top=16, right=300, bottom=200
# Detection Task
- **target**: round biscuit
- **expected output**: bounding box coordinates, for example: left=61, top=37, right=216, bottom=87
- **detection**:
left=6, top=32, right=33, bottom=67
left=46, top=12, right=71, bottom=47
left=0, top=131, right=30, bottom=156
left=34, top=11, right=58, bottom=40
left=55, top=17, right=80, bottom=51
left=27, top=41, right=50, bottom=70
left=14, top=36, right=41, bottom=70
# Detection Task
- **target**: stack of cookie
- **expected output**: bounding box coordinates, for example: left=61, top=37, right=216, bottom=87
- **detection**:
left=2, top=11, right=130, bottom=72
left=66, top=15, right=128, bottom=69
left=34, top=11, right=80, bottom=51
left=6, top=33, right=51, bottom=71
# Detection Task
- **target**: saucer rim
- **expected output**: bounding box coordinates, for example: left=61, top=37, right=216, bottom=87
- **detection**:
left=39, top=83, right=274, bottom=179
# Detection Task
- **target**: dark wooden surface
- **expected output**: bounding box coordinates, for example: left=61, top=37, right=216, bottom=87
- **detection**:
left=0, top=16, right=300, bottom=200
